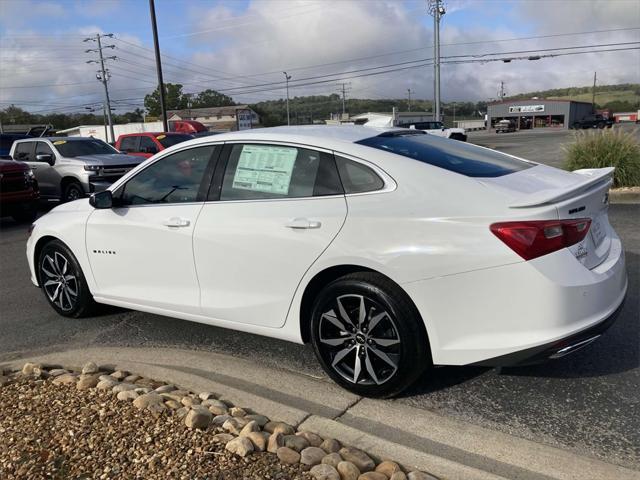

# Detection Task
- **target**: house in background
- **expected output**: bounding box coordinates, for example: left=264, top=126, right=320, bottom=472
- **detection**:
left=167, top=105, right=260, bottom=132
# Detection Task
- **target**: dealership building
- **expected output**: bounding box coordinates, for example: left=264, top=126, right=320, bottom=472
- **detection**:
left=486, top=99, right=594, bottom=130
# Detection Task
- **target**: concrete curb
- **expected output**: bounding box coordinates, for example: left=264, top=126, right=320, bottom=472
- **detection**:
left=609, top=188, right=640, bottom=204
left=3, top=346, right=638, bottom=480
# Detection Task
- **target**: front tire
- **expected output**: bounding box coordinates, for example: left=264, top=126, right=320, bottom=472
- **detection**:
left=38, top=240, right=96, bottom=318
left=62, top=181, right=84, bottom=202
left=310, top=272, right=430, bottom=398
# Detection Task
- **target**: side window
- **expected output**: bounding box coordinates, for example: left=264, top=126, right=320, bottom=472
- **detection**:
left=335, top=156, right=384, bottom=194
left=139, top=136, right=159, bottom=154
left=13, top=142, right=35, bottom=161
left=120, top=136, right=138, bottom=153
left=36, top=142, right=54, bottom=158
left=219, top=144, right=342, bottom=201
left=118, top=146, right=214, bottom=206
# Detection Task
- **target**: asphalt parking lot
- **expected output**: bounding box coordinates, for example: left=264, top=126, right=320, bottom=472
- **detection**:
left=1, top=128, right=638, bottom=471
left=468, top=122, right=639, bottom=169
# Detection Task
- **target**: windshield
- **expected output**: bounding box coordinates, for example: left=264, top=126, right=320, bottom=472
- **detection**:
left=357, top=132, right=534, bottom=178
left=157, top=134, right=192, bottom=148
left=53, top=139, right=118, bottom=157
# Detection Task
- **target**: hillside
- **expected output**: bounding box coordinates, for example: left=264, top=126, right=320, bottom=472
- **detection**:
left=506, top=83, right=640, bottom=111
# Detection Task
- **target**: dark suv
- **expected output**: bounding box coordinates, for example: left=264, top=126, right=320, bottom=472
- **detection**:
left=0, top=158, right=39, bottom=222
left=572, top=114, right=614, bottom=129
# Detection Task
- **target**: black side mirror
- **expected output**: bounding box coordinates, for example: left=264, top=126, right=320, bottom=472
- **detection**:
left=89, top=190, right=113, bottom=209
left=36, top=153, right=55, bottom=166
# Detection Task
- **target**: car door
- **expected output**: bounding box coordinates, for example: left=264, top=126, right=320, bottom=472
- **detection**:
left=193, top=142, right=347, bottom=328
left=85, top=145, right=219, bottom=313
left=32, top=142, right=60, bottom=198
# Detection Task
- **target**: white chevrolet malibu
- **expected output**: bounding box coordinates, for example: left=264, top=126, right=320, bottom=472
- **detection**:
left=26, top=126, right=627, bottom=397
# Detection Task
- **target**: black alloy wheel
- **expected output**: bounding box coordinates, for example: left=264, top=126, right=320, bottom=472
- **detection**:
left=310, top=272, right=430, bottom=398
left=38, top=239, right=96, bottom=318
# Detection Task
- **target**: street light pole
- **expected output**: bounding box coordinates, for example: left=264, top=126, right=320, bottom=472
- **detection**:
left=283, top=71, right=292, bottom=125
left=428, top=0, right=445, bottom=122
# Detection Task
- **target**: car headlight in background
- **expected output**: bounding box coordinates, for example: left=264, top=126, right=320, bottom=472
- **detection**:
left=84, top=165, right=101, bottom=172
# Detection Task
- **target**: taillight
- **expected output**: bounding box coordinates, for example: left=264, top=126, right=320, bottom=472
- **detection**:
left=490, top=218, right=591, bottom=260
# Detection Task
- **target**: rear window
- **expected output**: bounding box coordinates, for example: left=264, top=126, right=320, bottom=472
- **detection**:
left=357, top=132, right=533, bottom=178
left=157, top=134, right=192, bottom=148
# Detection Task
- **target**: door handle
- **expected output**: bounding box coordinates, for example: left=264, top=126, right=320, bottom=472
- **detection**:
left=285, top=218, right=321, bottom=229
left=163, top=217, right=190, bottom=228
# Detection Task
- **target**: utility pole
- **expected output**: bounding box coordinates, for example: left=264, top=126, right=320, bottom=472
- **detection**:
left=336, top=82, right=351, bottom=118
left=283, top=71, right=292, bottom=125
left=592, top=71, right=597, bottom=112
left=498, top=81, right=506, bottom=101
left=149, top=0, right=169, bottom=132
left=428, top=0, right=445, bottom=122
left=84, top=33, right=116, bottom=143
left=407, top=88, right=412, bottom=111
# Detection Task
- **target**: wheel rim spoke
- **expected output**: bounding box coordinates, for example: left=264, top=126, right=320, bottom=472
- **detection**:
left=371, top=337, right=400, bottom=347
left=320, top=336, right=349, bottom=346
left=357, top=296, right=366, bottom=328
left=331, top=346, right=354, bottom=368
left=336, top=297, right=356, bottom=329
left=322, top=310, right=347, bottom=332
left=368, top=311, right=386, bottom=332
left=364, top=353, right=380, bottom=385
left=369, top=345, right=399, bottom=370
left=353, top=347, right=362, bottom=383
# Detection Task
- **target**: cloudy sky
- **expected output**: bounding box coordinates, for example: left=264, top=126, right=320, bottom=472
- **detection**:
left=0, top=0, right=638, bottom=114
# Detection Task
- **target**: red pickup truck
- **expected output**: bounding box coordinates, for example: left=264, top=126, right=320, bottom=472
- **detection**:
left=115, top=132, right=193, bottom=159
left=0, top=158, right=39, bottom=223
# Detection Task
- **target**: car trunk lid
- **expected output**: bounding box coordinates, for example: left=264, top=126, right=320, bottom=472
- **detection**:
left=478, top=165, right=614, bottom=269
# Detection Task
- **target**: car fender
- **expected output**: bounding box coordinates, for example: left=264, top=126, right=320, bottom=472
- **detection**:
left=27, top=200, right=96, bottom=293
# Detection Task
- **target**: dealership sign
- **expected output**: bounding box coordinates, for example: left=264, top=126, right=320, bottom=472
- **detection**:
left=508, top=105, right=545, bottom=113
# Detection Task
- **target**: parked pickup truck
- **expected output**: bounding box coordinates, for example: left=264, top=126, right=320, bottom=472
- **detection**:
left=0, top=158, right=39, bottom=222
left=571, top=114, right=613, bottom=129
left=399, top=121, right=467, bottom=141
left=10, top=137, right=143, bottom=202
left=115, top=132, right=193, bottom=159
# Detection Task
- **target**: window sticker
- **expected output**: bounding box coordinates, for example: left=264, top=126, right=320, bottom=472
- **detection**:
left=156, top=134, right=166, bottom=140
left=53, top=140, right=67, bottom=145
left=232, top=145, right=297, bottom=195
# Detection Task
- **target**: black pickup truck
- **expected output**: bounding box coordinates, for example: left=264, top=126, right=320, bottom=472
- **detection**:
left=571, top=114, right=613, bottom=129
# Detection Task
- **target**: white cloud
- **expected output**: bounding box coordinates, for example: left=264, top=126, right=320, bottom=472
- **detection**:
left=0, top=0, right=638, bottom=113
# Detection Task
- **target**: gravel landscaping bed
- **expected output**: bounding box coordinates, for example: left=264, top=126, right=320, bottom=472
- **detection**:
left=0, top=363, right=437, bottom=480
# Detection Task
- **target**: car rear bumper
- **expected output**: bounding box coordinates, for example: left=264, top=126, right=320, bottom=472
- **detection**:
left=470, top=298, right=624, bottom=366
left=403, top=230, right=628, bottom=366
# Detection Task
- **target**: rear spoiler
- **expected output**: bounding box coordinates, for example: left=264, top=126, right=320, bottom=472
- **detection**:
left=510, top=167, right=614, bottom=208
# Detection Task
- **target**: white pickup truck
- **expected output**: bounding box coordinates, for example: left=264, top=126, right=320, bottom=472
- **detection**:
left=399, top=121, right=467, bottom=141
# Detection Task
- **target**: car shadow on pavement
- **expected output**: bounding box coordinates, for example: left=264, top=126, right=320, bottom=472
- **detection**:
left=399, top=365, right=491, bottom=398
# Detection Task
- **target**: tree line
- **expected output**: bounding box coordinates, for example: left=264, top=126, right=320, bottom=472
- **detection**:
left=1, top=82, right=637, bottom=132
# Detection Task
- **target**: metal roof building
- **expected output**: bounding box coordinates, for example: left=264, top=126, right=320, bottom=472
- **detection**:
left=487, top=99, right=593, bottom=130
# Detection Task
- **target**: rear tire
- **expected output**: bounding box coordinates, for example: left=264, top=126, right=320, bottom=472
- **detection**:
left=62, top=181, right=84, bottom=203
left=310, top=272, right=430, bottom=398
left=38, top=239, right=97, bottom=318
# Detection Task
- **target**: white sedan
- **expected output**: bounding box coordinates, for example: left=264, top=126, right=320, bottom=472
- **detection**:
left=26, top=126, right=627, bottom=397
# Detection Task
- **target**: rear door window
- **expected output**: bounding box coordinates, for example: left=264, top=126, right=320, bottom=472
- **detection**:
left=218, top=144, right=343, bottom=201
left=357, top=132, right=533, bottom=178
left=13, top=141, right=35, bottom=161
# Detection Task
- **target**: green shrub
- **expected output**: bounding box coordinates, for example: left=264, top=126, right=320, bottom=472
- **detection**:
left=564, top=128, right=640, bottom=187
